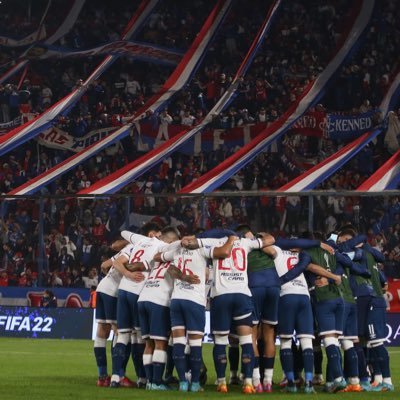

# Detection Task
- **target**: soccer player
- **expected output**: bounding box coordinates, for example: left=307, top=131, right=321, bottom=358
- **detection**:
left=264, top=241, right=341, bottom=393
left=334, top=229, right=372, bottom=392
left=94, top=242, right=133, bottom=387
left=109, top=222, right=163, bottom=388
left=283, top=242, right=346, bottom=393
left=156, top=238, right=221, bottom=392
left=136, top=227, right=189, bottom=391
left=235, top=225, right=280, bottom=393
left=359, top=243, right=393, bottom=391
left=188, top=233, right=275, bottom=394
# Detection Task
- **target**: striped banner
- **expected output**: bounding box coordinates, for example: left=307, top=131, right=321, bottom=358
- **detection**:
left=357, top=150, right=400, bottom=191
left=279, top=68, right=400, bottom=192
left=180, top=0, right=374, bottom=194
left=78, top=0, right=283, bottom=195
left=279, top=130, right=381, bottom=192
left=9, top=0, right=232, bottom=195
left=0, top=0, right=159, bottom=157
left=0, top=0, right=86, bottom=84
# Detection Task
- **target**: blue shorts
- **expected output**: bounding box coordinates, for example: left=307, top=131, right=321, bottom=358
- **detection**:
left=315, top=297, right=344, bottom=336
left=96, top=292, right=117, bottom=324
left=138, top=301, right=171, bottom=341
left=366, top=296, right=387, bottom=343
left=170, top=299, right=205, bottom=335
left=342, top=302, right=358, bottom=340
left=250, top=286, right=280, bottom=325
left=117, top=289, right=140, bottom=332
left=278, top=294, right=314, bottom=339
left=210, top=293, right=254, bottom=335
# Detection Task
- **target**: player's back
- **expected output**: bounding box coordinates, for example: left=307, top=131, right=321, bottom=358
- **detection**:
left=210, top=237, right=261, bottom=298
left=273, top=246, right=309, bottom=297
left=172, top=247, right=211, bottom=306
left=118, top=238, right=161, bottom=294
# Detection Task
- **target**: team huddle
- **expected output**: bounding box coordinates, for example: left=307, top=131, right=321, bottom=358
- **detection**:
left=93, top=222, right=394, bottom=394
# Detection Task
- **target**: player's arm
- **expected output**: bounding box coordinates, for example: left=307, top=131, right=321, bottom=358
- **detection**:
left=154, top=248, right=178, bottom=263
left=167, top=264, right=200, bottom=284
left=279, top=252, right=311, bottom=284
left=121, top=230, right=147, bottom=245
left=307, top=263, right=342, bottom=286
left=262, top=245, right=277, bottom=259
left=212, top=235, right=237, bottom=259
left=182, top=236, right=222, bottom=250
left=111, top=239, right=129, bottom=252
left=112, top=255, right=145, bottom=282
left=100, top=258, right=113, bottom=274
left=257, top=232, right=275, bottom=248
left=276, top=238, right=334, bottom=255
left=337, top=234, right=367, bottom=252
left=363, top=243, right=385, bottom=263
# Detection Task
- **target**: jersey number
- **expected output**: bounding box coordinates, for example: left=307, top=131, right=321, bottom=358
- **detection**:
left=131, top=249, right=144, bottom=263
left=149, top=261, right=171, bottom=280
left=177, top=258, right=194, bottom=275
left=218, top=248, right=246, bottom=271
left=286, top=256, right=297, bottom=271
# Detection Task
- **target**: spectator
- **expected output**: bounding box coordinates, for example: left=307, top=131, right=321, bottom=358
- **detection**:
left=40, top=289, right=58, bottom=308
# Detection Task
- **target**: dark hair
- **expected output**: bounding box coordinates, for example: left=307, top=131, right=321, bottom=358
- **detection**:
left=161, top=226, right=180, bottom=240
left=140, top=222, right=161, bottom=236
left=338, top=228, right=357, bottom=239
left=235, top=224, right=252, bottom=237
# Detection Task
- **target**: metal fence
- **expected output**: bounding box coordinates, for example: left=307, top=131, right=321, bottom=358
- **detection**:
left=0, top=191, right=399, bottom=286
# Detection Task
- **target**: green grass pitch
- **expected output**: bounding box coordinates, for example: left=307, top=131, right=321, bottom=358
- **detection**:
left=0, top=338, right=398, bottom=399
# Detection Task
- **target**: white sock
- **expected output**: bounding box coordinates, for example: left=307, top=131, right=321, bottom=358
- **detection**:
left=218, top=378, right=226, bottom=385
left=111, top=374, right=120, bottom=383
left=263, top=369, right=273, bottom=384
left=383, top=377, right=392, bottom=385
left=252, top=368, right=261, bottom=386
left=349, top=377, right=359, bottom=385
left=373, top=374, right=383, bottom=384
left=244, top=378, right=252, bottom=385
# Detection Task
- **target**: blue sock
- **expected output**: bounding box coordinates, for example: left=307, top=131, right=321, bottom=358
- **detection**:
left=302, top=348, right=314, bottom=383
left=132, top=343, right=146, bottom=379
left=190, top=346, right=202, bottom=383
left=344, top=348, right=358, bottom=379
left=165, top=344, right=174, bottom=378
left=325, top=345, right=342, bottom=380
left=355, top=344, right=369, bottom=381
left=94, top=346, right=108, bottom=377
left=373, top=345, right=390, bottom=378
left=112, top=343, right=126, bottom=377
left=263, top=356, right=275, bottom=370
left=228, top=345, right=239, bottom=374
left=326, top=358, right=333, bottom=382
left=120, top=342, right=131, bottom=377
left=314, top=348, right=323, bottom=375
left=241, top=343, right=254, bottom=379
left=152, top=350, right=167, bottom=386
left=213, top=344, right=227, bottom=379
left=173, top=343, right=187, bottom=382
left=280, top=348, right=295, bottom=382
left=143, top=356, right=153, bottom=383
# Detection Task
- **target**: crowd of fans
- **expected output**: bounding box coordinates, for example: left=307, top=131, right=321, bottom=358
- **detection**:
left=0, top=0, right=399, bottom=288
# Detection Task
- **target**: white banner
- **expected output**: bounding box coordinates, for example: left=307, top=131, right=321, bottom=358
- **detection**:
left=23, top=40, right=182, bottom=65
left=37, top=126, right=120, bottom=153
left=0, top=116, right=23, bottom=134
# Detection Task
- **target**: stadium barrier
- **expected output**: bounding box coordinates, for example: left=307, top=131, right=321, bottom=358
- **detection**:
left=0, top=306, right=93, bottom=339
left=1, top=306, right=399, bottom=345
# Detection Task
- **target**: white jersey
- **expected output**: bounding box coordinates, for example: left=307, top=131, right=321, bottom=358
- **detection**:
left=273, top=246, right=309, bottom=297
left=97, top=245, right=133, bottom=297
left=163, top=246, right=212, bottom=306
left=200, top=237, right=262, bottom=298
left=118, top=238, right=161, bottom=295
left=138, top=261, right=174, bottom=307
